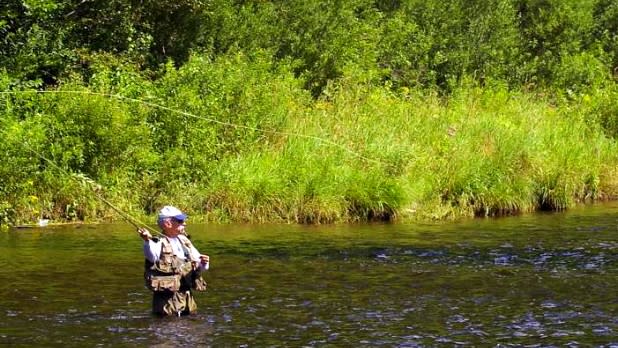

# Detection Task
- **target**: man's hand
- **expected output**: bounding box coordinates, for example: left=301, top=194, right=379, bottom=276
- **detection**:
left=138, top=228, right=152, bottom=241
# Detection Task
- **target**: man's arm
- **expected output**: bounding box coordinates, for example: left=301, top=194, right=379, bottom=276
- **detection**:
left=179, top=235, right=210, bottom=271
left=138, top=228, right=160, bottom=263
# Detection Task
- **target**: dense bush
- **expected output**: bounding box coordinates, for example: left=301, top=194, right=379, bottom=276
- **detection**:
left=3, top=0, right=617, bottom=93
left=1, top=0, right=617, bottom=224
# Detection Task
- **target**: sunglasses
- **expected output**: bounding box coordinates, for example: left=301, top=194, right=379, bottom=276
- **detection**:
left=171, top=218, right=185, bottom=224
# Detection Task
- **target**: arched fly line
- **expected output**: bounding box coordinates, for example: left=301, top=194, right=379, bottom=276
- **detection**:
left=12, top=139, right=164, bottom=237
left=1, top=89, right=385, bottom=229
left=0, top=90, right=385, bottom=165
left=0, top=90, right=168, bottom=234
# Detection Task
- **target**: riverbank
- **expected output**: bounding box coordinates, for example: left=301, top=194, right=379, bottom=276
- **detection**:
left=2, top=62, right=617, bottom=225
left=2, top=1, right=618, bottom=226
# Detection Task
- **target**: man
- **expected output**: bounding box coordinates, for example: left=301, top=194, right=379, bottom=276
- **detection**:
left=138, top=206, right=210, bottom=316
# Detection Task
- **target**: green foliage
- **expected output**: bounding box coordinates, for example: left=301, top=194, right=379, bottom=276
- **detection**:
left=199, top=0, right=383, bottom=96
left=593, top=0, right=618, bottom=73
left=2, top=0, right=617, bottom=94
left=272, top=0, right=381, bottom=96
left=149, top=52, right=308, bottom=186
left=515, top=0, right=604, bottom=90
left=377, top=0, right=521, bottom=90
left=1, top=0, right=618, bottom=224
left=0, top=0, right=207, bottom=87
left=0, top=0, right=74, bottom=86
left=573, top=84, right=618, bottom=139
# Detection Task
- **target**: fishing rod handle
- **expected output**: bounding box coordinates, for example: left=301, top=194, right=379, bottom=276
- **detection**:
left=137, top=228, right=154, bottom=241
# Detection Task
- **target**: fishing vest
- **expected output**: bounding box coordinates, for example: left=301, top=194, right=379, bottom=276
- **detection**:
left=144, top=235, right=207, bottom=292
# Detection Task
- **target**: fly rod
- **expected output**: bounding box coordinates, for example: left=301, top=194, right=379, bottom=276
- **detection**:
left=21, top=140, right=163, bottom=237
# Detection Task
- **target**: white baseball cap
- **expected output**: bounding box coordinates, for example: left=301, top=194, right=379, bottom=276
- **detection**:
left=157, top=205, right=188, bottom=223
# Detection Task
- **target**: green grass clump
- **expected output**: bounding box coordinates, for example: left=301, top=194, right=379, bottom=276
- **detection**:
left=1, top=55, right=617, bottom=224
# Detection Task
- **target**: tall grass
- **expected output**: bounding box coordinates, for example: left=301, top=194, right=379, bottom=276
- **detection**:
left=194, top=74, right=618, bottom=223
left=1, top=55, right=617, bottom=224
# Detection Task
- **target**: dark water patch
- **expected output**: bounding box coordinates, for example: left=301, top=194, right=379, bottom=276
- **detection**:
left=203, top=241, right=617, bottom=274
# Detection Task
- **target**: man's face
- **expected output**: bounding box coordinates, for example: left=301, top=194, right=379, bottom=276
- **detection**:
left=163, top=217, right=186, bottom=236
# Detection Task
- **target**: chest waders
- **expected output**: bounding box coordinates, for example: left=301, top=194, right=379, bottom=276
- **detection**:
left=144, top=236, right=207, bottom=316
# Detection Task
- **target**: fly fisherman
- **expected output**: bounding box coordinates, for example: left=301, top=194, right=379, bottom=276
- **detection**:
left=137, top=206, right=209, bottom=316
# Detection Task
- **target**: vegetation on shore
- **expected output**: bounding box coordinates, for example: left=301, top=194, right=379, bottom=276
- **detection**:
left=1, top=0, right=617, bottom=224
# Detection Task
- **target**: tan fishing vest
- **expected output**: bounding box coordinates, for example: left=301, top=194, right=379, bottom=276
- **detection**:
left=144, top=235, right=207, bottom=292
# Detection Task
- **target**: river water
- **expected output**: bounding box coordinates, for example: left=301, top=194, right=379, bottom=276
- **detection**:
left=1, top=202, right=617, bottom=347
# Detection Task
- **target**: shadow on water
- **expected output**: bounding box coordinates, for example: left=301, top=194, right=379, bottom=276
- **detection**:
left=0, top=202, right=616, bottom=347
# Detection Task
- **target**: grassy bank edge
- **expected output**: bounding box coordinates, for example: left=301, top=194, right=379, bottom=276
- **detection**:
left=1, top=59, right=617, bottom=226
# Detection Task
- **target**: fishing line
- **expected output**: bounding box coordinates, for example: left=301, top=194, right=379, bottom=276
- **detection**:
left=34, top=146, right=162, bottom=236
left=0, top=89, right=385, bottom=165
left=1, top=88, right=387, bottom=232
left=0, top=122, right=162, bottom=236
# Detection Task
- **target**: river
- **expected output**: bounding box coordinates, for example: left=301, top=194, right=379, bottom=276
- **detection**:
left=1, top=202, right=616, bottom=347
